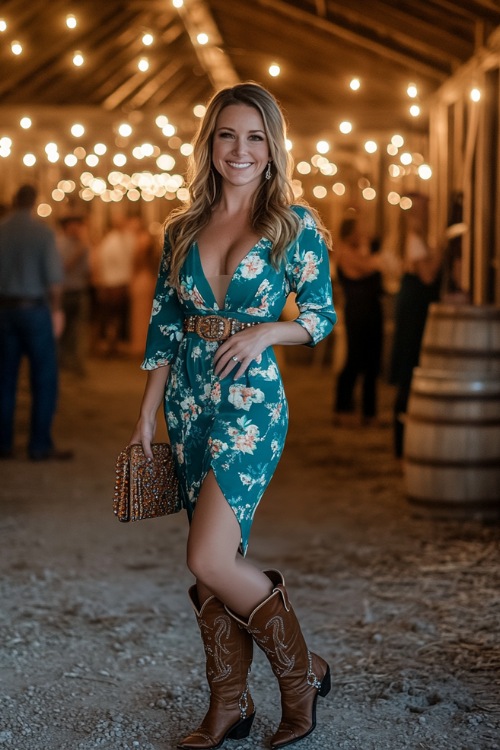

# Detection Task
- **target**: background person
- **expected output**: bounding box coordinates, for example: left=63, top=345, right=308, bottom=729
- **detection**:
left=57, top=215, right=91, bottom=376
left=127, top=216, right=159, bottom=357
left=389, top=193, right=442, bottom=458
left=94, top=214, right=135, bottom=356
left=0, top=184, right=72, bottom=461
left=333, top=218, right=384, bottom=426
left=128, top=83, right=336, bottom=750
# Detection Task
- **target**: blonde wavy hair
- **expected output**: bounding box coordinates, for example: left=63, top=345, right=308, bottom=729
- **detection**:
left=166, top=82, right=331, bottom=285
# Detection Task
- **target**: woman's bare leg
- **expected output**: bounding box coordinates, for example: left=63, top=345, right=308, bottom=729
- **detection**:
left=187, top=470, right=272, bottom=617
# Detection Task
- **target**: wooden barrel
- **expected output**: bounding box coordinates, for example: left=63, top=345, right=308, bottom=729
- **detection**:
left=419, top=303, right=500, bottom=374
left=404, top=368, right=500, bottom=520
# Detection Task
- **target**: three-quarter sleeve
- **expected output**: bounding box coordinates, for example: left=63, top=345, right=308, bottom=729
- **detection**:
left=285, top=206, right=337, bottom=346
left=141, top=234, right=184, bottom=370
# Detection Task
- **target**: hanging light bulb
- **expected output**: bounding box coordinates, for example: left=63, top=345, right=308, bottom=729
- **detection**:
left=11, top=41, right=23, bottom=55
left=73, top=51, right=84, bottom=67
left=66, top=14, right=77, bottom=29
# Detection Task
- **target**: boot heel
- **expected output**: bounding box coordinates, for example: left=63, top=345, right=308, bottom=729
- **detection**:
left=319, top=666, right=331, bottom=697
left=228, top=712, right=255, bottom=740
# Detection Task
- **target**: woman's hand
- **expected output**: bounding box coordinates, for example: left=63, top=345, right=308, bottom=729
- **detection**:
left=128, top=416, right=157, bottom=460
left=214, top=325, right=273, bottom=379
left=213, top=321, right=310, bottom=379
left=128, top=366, right=170, bottom=460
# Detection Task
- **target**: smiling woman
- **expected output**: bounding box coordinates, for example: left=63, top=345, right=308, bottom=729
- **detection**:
left=127, top=82, right=336, bottom=750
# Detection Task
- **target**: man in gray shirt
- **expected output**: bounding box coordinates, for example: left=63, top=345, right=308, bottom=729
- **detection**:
left=0, top=184, right=73, bottom=460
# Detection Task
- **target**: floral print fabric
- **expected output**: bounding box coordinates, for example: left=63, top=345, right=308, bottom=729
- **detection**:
left=142, top=205, right=336, bottom=554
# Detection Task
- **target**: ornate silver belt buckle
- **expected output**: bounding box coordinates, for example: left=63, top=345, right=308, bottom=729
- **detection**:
left=197, top=315, right=230, bottom=341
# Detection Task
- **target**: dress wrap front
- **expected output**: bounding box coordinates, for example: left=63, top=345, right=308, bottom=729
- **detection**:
left=142, top=206, right=336, bottom=554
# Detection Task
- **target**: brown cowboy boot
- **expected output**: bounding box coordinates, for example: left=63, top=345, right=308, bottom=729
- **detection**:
left=178, top=586, right=256, bottom=750
left=228, top=570, right=330, bottom=749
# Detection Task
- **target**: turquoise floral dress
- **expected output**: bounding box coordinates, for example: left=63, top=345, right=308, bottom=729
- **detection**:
left=142, top=205, right=336, bottom=554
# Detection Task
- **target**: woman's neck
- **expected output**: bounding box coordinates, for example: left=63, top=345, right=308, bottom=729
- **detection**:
left=216, top=185, right=256, bottom=218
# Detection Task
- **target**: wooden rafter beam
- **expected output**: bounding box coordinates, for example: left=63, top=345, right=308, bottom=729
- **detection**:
left=327, top=0, right=467, bottom=69
left=255, top=0, right=449, bottom=82
left=175, top=0, right=239, bottom=89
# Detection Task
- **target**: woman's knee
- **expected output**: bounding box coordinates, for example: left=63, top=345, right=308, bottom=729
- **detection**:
left=186, top=544, right=233, bottom=589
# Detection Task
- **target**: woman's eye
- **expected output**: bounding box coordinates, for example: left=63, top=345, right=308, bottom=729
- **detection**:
left=249, top=135, right=264, bottom=141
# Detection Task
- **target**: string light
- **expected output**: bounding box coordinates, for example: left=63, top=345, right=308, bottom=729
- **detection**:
left=142, top=33, right=154, bottom=46
left=113, top=154, right=127, bottom=167
left=285, top=139, right=293, bottom=152
left=172, top=0, right=184, bottom=7
left=94, top=143, right=107, bottom=155
left=11, top=41, right=23, bottom=55
left=332, top=183, right=346, bottom=195
left=296, top=162, right=311, bottom=175
left=313, top=186, right=327, bottom=199
left=339, top=121, right=352, bottom=134
left=180, top=143, right=193, bottom=156
left=71, top=123, right=85, bottom=137
left=138, top=57, right=149, bottom=71
left=269, top=64, right=280, bottom=77
left=23, top=153, right=36, bottom=166
left=418, top=164, right=432, bottom=180
left=409, top=104, right=421, bottom=117
left=407, top=83, right=418, bottom=98
left=73, top=51, right=84, bottom=67
left=64, top=154, right=78, bottom=167
left=364, top=140, right=377, bottom=153
left=400, top=196, right=413, bottom=210
left=66, top=15, right=77, bottom=29
left=316, top=140, right=330, bottom=154
left=349, top=78, right=360, bottom=91
left=362, top=187, right=376, bottom=200
left=156, top=115, right=169, bottom=128
left=470, top=88, right=481, bottom=102
left=118, top=123, right=133, bottom=137
left=20, top=117, right=32, bottom=129
left=391, top=134, right=404, bottom=147
left=0, top=20, right=7, bottom=32
left=197, top=33, right=209, bottom=45
left=388, top=192, right=401, bottom=205
left=193, top=105, right=206, bottom=118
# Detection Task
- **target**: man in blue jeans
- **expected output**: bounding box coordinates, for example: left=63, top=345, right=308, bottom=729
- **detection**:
left=0, top=184, right=73, bottom=461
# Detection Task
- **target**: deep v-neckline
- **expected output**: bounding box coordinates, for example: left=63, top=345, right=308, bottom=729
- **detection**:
left=194, top=239, right=264, bottom=310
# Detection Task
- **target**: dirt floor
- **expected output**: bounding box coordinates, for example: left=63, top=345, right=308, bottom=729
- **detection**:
left=1, top=352, right=499, bottom=750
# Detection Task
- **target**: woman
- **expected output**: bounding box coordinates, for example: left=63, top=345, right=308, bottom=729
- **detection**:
left=129, top=82, right=336, bottom=750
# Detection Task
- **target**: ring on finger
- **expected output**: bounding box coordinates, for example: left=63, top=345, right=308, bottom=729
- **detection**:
left=232, top=355, right=239, bottom=362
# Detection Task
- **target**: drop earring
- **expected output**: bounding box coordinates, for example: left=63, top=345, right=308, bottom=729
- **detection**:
left=265, top=161, right=272, bottom=180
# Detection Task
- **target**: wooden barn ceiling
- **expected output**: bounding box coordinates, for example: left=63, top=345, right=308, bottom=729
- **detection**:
left=1, top=0, right=499, bottom=156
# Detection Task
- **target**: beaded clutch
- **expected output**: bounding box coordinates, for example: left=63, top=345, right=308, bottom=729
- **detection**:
left=113, top=442, right=181, bottom=522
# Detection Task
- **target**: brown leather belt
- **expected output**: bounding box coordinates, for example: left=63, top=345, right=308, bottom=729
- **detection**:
left=183, top=314, right=258, bottom=342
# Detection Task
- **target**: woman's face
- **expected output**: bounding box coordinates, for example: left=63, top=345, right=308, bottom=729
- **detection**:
left=211, top=104, right=271, bottom=191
